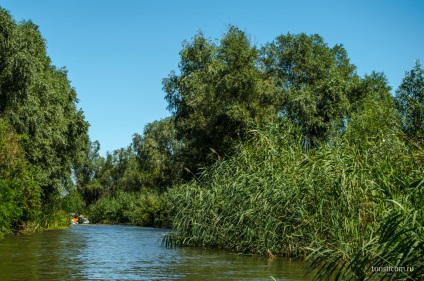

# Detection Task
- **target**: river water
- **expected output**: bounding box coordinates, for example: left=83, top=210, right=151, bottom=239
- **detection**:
left=0, top=225, right=311, bottom=280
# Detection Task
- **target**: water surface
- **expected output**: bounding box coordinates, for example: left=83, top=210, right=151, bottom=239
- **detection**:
left=0, top=225, right=311, bottom=280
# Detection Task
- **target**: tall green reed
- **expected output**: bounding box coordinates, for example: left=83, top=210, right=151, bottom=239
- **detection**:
left=308, top=178, right=424, bottom=281
left=163, top=117, right=422, bottom=273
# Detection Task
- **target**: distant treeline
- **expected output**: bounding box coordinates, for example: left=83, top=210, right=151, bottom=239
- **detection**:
left=1, top=6, right=423, bottom=280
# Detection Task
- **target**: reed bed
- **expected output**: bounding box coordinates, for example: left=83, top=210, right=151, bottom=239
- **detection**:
left=308, top=178, right=424, bottom=280
left=163, top=120, right=423, bottom=280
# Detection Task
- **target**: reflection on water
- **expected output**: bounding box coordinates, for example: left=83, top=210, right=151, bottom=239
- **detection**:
left=0, top=225, right=311, bottom=280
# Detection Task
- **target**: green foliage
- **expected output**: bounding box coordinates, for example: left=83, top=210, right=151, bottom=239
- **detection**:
left=308, top=178, right=424, bottom=281
left=163, top=26, right=279, bottom=173
left=396, top=60, right=424, bottom=141
left=103, top=147, right=141, bottom=193
left=37, top=204, right=71, bottom=230
left=305, top=65, right=424, bottom=280
left=163, top=109, right=422, bottom=258
left=344, top=72, right=409, bottom=171
left=75, top=140, right=150, bottom=207
left=132, top=117, right=183, bottom=190
left=88, top=191, right=164, bottom=227
left=163, top=120, right=306, bottom=253
left=74, top=119, right=181, bottom=224
left=0, top=119, right=42, bottom=235
left=0, top=7, right=89, bottom=235
left=0, top=7, right=89, bottom=202
left=61, top=188, right=85, bottom=215
left=260, top=33, right=360, bottom=147
left=160, top=31, right=423, bottom=277
left=74, top=140, right=106, bottom=205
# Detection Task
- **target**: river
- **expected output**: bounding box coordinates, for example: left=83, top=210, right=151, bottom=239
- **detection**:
left=0, top=224, right=311, bottom=280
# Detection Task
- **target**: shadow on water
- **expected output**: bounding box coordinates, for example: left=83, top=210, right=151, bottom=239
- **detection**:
left=0, top=225, right=311, bottom=280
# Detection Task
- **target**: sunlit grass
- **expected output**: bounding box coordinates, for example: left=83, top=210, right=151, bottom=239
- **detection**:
left=307, top=179, right=424, bottom=280
left=163, top=120, right=423, bottom=280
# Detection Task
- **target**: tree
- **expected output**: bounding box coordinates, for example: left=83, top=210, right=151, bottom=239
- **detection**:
left=345, top=72, right=405, bottom=159
left=108, top=146, right=141, bottom=193
left=163, top=26, right=279, bottom=172
left=132, top=117, right=183, bottom=189
left=396, top=60, right=424, bottom=141
left=73, top=140, right=106, bottom=205
left=0, top=8, right=90, bottom=203
left=260, top=33, right=360, bottom=147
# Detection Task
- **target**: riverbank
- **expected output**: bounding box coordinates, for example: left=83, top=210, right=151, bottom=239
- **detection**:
left=162, top=122, right=424, bottom=280
left=4, top=209, right=71, bottom=237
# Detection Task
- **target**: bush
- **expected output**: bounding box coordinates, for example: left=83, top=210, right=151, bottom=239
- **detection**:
left=0, top=119, right=42, bottom=236
left=88, top=191, right=165, bottom=227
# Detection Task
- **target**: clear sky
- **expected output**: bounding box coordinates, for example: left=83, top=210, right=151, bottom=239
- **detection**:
left=1, top=1, right=423, bottom=155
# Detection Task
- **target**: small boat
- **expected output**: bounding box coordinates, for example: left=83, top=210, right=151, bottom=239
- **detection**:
left=71, top=215, right=89, bottom=224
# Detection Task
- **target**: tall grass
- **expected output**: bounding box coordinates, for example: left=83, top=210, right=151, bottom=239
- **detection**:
left=307, top=178, right=424, bottom=280
left=163, top=118, right=423, bottom=270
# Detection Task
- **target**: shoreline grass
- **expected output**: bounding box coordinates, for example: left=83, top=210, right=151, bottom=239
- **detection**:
left=162, top=121, right=423, bottom=279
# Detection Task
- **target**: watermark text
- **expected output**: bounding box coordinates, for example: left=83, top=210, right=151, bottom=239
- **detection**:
left=371, top=266, right=414, bottom=273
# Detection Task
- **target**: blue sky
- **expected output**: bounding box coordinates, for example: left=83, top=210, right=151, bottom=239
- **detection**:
left=1, top=1, right=423, bottom=155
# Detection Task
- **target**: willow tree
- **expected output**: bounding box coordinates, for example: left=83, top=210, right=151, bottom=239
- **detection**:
left=163, top=26, right=279, bottom=173
left=132, top=117, right=183, bottom=190
left=260, top=33, right=360, bottom=147
left=396, top=60, right=424, bottom=141
left=0, top=7, right=89, bottom=205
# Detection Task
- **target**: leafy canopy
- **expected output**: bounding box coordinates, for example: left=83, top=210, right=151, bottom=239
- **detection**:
left=0, top=7, right=90, bottom=202
left=163, top=26, right=279, bottom=172
left=396, top=60, right=424, bottom=141
left=260, top=33, right=360, bottom=147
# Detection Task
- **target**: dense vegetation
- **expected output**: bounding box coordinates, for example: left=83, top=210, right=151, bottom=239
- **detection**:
left=1, top=6, right=423, bottom=280
left=0, top=7, right=89, bottom=235
left=161, top=28, right=424, bottom=280
left=73, top=117, right=179, bottom=226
